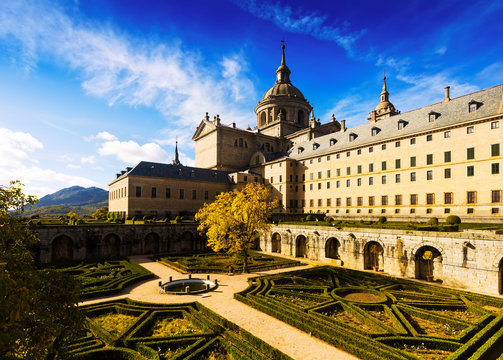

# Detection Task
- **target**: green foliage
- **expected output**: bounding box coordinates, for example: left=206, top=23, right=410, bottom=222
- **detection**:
left=446, top=215, right=462, bottom=225
left=378, top=216, right=387, bottom=224
left=324, top=216, right=333, bottom=223
left=92, top=206, right=109, bottom=220
left=427, top=217, right=439, bottom=225
left=306, top=215, right=314, bottom=221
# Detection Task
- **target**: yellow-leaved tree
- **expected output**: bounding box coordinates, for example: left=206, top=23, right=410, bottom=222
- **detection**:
left=195, top=183, right=278, bottom=273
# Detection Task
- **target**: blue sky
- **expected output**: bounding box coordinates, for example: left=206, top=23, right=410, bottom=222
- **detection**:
left=1, top=0, right=503, bottom=197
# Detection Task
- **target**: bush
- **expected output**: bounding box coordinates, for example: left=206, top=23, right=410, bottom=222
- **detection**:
left=446, top=215, right=461, bottom=225
left=378, top=216, right=387, bottom=224
left=427, top=217, right=439, bottom=226
left=306, top=215, right=314, bottom=221
left=324, top=216, right=333, bottom=223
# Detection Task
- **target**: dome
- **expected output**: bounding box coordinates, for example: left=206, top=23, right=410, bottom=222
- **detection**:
left=261, top=82, right=305, bottom=101
left=375, top=100, right=393, bottom=111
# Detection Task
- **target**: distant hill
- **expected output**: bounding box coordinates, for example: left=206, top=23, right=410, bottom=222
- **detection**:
left=24, top=186, right=108, bottom=217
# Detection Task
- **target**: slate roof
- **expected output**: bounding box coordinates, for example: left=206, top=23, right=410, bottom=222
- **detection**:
left=115, top=161, right=233, bottom=184
left=289, top=85, right=503, bottom=160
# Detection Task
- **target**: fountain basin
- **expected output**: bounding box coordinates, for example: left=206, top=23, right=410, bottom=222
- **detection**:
left=160, top=278, right=217, bottom=295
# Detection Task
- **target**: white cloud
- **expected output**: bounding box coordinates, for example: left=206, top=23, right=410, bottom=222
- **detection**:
left=67, top=164, right=81, bottom=169
left=80, top=155, right=95, bottom=164
left=477, top=62, right=503, bottom=84
left=97, top=139, right=169, bottom=164
left=0, top=1, right=257, bottom=131
left=434, top=46, right=447, bottom=56
left=58, top=154, right=73, bottom=162
left=0, top=128, right=43, bottom=167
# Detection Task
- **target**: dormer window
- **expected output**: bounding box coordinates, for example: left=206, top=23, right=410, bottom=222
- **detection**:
left=468, top=100, right=482, bottom=112
left=329, top=138, right=337, bottom=146
left=349, top=133, right=358, bottom=142
left=313, top=143, right=320, bottom=150
left=397, top=120, right=408, bottom=130
left=371, top=127, right=380, bottom=136
left=298, top=147, right=304, bottom=154
left=428, top=112, right=440, bottom=122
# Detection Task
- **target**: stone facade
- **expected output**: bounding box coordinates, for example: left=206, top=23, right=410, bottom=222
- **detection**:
left=262, top=224, right=503, bottom=295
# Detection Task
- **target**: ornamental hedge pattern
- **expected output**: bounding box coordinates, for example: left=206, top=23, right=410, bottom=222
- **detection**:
left=49, top=259, right=154, bottom=299
left=235, top=266, right=503, bottom=360
left=68, top=298, right=293, bottom=360
left=156, top=251, right=301, bottom=274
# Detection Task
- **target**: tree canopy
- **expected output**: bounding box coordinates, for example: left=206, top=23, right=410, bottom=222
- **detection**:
left=92, top=206, right=109, bottom=220
left=195, top=183, right=278, bottom=273
left=0, top=181, right=83, bottom=360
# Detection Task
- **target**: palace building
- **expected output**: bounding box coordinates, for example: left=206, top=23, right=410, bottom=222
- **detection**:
left=109, top=45, right=503, bottom=222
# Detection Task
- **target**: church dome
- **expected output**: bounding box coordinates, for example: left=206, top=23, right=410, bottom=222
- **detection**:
left=261, top=82, right=305, bottom=100
left=375, top=99, right=393, bottom=111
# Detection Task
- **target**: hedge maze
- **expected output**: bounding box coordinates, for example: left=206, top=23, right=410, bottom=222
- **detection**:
left=50, top=259, right=154, bottom=299
left=235, top=266, right=503, bottom=360
left=68, top=298, right=293, bottom=360
left=156, top=251, right=301, bottom=274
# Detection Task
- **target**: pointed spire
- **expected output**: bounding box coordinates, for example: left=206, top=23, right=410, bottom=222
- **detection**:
left=281, top=44, right=286, bottom=66
left=173, top=140, right=181, bottom=165
left=382, top=75, right=387, bottom=93
left=276, top=43, right=291, bottom=83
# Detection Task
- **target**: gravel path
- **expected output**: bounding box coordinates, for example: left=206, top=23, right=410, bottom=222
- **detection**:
left=81, top=256, right=359, bottom=360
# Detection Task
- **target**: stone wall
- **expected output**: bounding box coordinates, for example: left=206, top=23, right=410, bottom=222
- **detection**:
left=262, top=224, right=503, bottom=295
left=34, top=223, right=201, bottom=263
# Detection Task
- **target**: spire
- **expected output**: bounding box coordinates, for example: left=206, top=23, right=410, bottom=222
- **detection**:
left=369, top=74, right=399, bottom=121
left=276, top=43, right=291, bottom=83
left=380, top=75, right=389, bottom=102
left=173, top=140, right=181, bottom=165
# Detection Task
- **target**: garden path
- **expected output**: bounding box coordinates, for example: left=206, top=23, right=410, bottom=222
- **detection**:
left=81, top=255, right=359, bottom=360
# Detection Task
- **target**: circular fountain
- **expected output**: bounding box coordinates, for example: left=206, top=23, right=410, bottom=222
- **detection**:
left=159, top=276, right=218, bottom=295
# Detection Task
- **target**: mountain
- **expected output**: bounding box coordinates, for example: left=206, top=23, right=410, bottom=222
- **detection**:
left=24, top=186, right=108, bottom=216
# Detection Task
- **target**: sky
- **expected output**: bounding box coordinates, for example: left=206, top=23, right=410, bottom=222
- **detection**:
left=1, top=0, right=503, bottom=197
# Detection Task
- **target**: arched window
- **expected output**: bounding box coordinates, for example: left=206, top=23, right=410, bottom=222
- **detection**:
left=260, top=111, right=267, bottom=126
left=297, top=110, right=304, bottom=124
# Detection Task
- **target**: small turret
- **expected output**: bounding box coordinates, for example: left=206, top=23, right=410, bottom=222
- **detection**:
left=172, top=141, right=181, bottom=165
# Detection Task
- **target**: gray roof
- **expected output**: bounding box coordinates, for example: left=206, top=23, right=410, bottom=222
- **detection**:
left=289, top=85, right=503, bottom=159
left=120, top=161, right=232, bottom=184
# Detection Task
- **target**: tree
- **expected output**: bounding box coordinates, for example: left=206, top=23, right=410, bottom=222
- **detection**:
left=195, top=183, right=278, bottom=273
left=67, top=211, right=78, bottom=219
left=92, top=206, right=109, bottom=220
left=0, top=181, right=83, bottom=360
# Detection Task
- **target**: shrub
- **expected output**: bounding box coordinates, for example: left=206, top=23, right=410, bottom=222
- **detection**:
left=427, top=217, right=439, bottom=226
left=446, top=215, right=461, bottom=225
left=378, top=216, right=387, bottom=224
left=174, top=216, right=181, bottom=224
left=324, top=216, right=333, bottom=223
left=30, top=214, right=40, bottom=219
left=306, top=215, right=314, bottom=221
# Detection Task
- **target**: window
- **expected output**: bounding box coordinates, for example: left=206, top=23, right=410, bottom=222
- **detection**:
left=290, top=175, right=293, bottom=182
left=381, top=175, right=386, bottom=184
left=151, top=187, right=157, bottom=198
left=310, top=184, right=313, bottom=191
left=239, top=138, right=243, bottom=147
left=410, top=194, right=417, bottom=205
left=318, top=199, right=322, bottom=206
left=346, top=179, right=351, bottom=187
left=467, top=147, right=475, bottom=160
left=245, top=175, right=248, bottom=182
left=492, top=190, right=501, bottom=203
left=467, top=126, right=474, bottom=134
left=381, top=195, right=388, bottom=206
left=346, top=197, right=352, bottom=206
left=357, top=149, right=362, bottom=155
left=410, top=156, right=416, bottom=167
left=336, top=169, right=341, bottom=176
left=327, top=170, right=331, bottom=177
left=357, top=165, right=362, bottom=174
left=410, top=172, right=416, bottom=182
left=410, top=209, right=416, bottom=214
left=329, top=138, right=337, bottom=146
left=426, top=193, right=435, bottom=205
left=467, top=191, right=476, bottom=204
left=180, top=189, right=185, bottom=199
left=310, top=159, right=313, bottom=164
left=357, top=178, right=362, bottom=186
left=371, top=127, right=380, bottom=136
left=381, top=144, right=386, bottom=150
left=381, top=161, right=387, bottom=171
left=336, top=154, right=340, bottom=159
left=445, top=208, right=451, bottom=214
left=410, top=138, right=416, bottom=145
left=444, top=192, right=453, bottom=204
left=395, top=141, right=401, bottom=148
left=318, top=157, right=321, bottom=163
left=467, top=208, right=474, bottom=214
left=192, top=190, right=197, bottom=200
left=429, top=113, right=436, bottom=122
left=368, top=196, right=375, bottom=206
left=369, top=163, right=374, bottom=172
left=491, top=144, right=500, bottom=156
left=426, top=134, right=433, bottom=141
left=444, top=151, right=451, bottom=163
left=204, top=190, right=209, bottom=200
left=395, top=174, right=401, bottom=183
left=336, top=181, right=340, bottom=188
left=491, top=121, right=499, bottom=129
left=298, top=147, right=304, bottom=154
left=444, top=131, right=451, bottom=138
left=327, top=182, right=330, bottom=189
left=166, top=188, right=171, bottom=198
left=327, top=156, right=330, bottom=161
left=395, top=159, right=401, bottom=169
left=336, top=198, right=341, bottom=206
left=426, top=154, right=433, bottom=165
left=469, top=102, right=478, bottom=112
left=398, top=120, right=407, bottom=129
left=349, top=133, right=357, bottom=141
left=427, top=170, right=433, bottom=180
left=357, top=197, right=363, bottom=206
left=313, top=143, right=320, bottom=150
left=136, top=186, right=141, bottom=197
left=492, top=163, right=500, bottom=174
left=369, top=146, right=373, bottom=153
left=346, top=167, right=351, bottom=175
left=318, top=171, right=322, bottom=179
left=444, top=168, right=451, bottom=178
left=467, top=165, right=474, bottom=177
left=395, top=195, right=402, bottom=205
left=426, top=208, right=432, bottom=214
left=310, top=199, right=314, bottom=207
left=318, top=183, right=322, bottom=190
left=346, top=151, right=351, bottom=157
left=369, top=177, right=374, bottom=185
left=492, top=208, right=499, bottom=214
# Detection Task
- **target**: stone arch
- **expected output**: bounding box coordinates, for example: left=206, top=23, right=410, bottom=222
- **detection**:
left=297, top=110, right=304, bottom=124
left=260, top=111, right=267, bottom=126
left=325, top=237, right=340, bottom=259
left=144, top=232, right=160, bottom=254
left=271, top=232, right=281, bottom=253
left=101, top=233, right=121, bottom=258
left=414, top=246, right=443, bottom=281
left=51, top=235, right=74, bottom=262
left=295, top=235, right=307, bottom=258
left=364, top=241, right=384, bottom=269
left=180, top=231, right=195, bottom=252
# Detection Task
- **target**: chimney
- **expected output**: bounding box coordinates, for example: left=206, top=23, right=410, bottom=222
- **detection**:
left=444, top=86, right=450, bottom=103
left=341, top=120, right=346, bottom=132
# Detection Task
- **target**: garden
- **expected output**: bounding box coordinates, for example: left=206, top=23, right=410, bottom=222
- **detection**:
left=235, top=266, right=503, bottom=360
left=155, top=250, right=302, bottom=274
left=67, top=298, right=292, bottom=360
left=46, top=259, right=154, bottom=299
